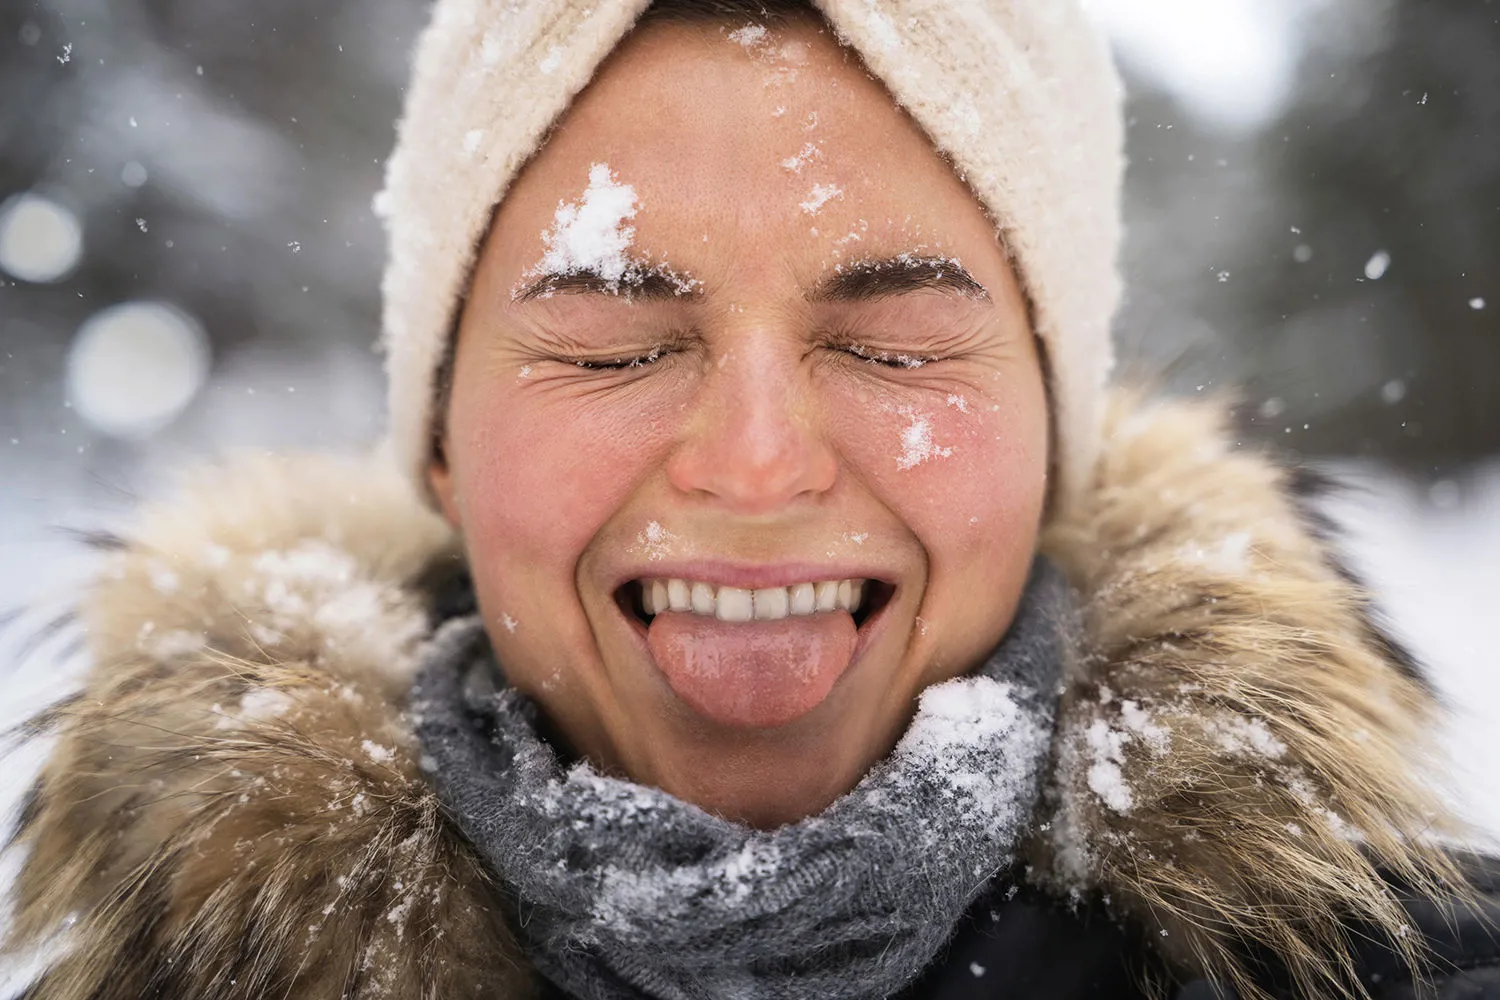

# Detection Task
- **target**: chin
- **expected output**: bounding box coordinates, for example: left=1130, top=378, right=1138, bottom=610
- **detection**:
left=631, top=708, right=889, bottom=829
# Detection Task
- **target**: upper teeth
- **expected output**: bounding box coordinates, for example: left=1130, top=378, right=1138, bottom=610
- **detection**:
left=641, top=578, right=867, bottom=622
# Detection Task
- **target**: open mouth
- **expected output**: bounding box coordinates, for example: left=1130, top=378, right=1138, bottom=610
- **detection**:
left=610, top=575, right=898, bottom=729
left=614, top=576, right=896, bottom=632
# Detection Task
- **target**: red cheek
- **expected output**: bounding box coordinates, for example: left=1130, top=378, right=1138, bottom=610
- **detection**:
left=448, top=379, right=681, bottom=576
left=831, top=390, right=1047, bottom=540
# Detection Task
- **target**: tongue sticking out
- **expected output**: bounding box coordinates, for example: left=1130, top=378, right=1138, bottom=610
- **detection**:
left=646, top=611, right=859, bottom=729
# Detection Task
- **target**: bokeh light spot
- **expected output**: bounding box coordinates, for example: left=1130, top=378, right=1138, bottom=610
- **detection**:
left=67, top=302, right=211, bottom=440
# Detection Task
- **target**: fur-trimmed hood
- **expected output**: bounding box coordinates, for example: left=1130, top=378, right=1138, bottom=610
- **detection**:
left=2, top=392, right=1461, bottom=1000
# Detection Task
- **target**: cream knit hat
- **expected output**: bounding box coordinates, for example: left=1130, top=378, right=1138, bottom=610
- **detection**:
left=378, top=0, right=1124, bottom=507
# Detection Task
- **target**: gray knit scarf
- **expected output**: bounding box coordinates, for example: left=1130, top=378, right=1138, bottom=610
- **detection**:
left=413, top=561, right=1071, bottom=1000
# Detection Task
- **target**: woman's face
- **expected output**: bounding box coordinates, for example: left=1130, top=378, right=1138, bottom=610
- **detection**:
left=430, top=17, right=1049, bottom=827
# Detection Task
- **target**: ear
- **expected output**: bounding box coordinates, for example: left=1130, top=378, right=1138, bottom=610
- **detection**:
left=427, top=455, right=464, bottom=530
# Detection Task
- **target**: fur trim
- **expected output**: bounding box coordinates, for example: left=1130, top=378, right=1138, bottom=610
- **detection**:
left=3, top=456, right=532, bottom=1000
left=2, top=395, right=1461, bottom=1000
left=1040, top=393, right=1458, bottom=999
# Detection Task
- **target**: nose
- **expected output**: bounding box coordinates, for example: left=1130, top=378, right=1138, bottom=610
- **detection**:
left=666, top=338, right=838, bottom=516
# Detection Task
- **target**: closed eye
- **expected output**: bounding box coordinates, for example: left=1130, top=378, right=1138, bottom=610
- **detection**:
left=568, top=347, right=670, bottom=370
left=842, top=343, right=941, bottom=369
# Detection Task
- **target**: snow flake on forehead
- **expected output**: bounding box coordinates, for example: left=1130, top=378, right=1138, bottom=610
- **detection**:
left=535, top=163, right=639, bottom=288
left=726, top=23, right=809, bottom=86
left=727, top=24, right=770, bottom=50
left=780, top=141, right=822, bottom=174
left=832, top=220, right=868, bottom=250
left=522, top=164, right=700, bottom=301
left=800, top=182, right=843, bottom=215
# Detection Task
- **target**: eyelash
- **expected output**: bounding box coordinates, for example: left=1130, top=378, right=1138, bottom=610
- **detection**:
left=567, top=346, right=669, bottom=370
left=561, top=344, right=945, bottom=372
left=840, top=344, right=940, bottom=369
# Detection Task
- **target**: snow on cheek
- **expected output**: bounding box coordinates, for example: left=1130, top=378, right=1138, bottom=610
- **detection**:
left=895, top=408, right=953, bottom=471
left=535, top=164, right=639, bottom=286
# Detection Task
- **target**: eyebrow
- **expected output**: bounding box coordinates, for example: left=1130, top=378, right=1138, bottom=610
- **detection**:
left=510, top=253, right=991, bottom=305
left=512, top=264, right=702, bottom=303
left=812, top=255, right=991, bottom=303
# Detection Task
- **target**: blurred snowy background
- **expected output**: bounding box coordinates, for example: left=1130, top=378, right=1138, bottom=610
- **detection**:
left=0, top=1, right=1497, bottom=981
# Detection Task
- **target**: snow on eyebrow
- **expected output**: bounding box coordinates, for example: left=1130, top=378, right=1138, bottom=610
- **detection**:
left=535, top=163, right=639, bottom=288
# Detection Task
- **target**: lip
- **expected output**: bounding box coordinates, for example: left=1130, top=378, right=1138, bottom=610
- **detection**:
left=607, top=560, right=899, bottom=593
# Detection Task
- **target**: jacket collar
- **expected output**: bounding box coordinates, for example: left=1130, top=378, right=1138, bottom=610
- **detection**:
left=4, top=390, right=1460, bottom=1000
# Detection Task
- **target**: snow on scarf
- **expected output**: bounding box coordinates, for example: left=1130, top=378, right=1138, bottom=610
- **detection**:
left=413, top=561, right=1071, bottom=1000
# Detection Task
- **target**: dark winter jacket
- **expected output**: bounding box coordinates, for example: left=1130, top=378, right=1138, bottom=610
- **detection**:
left=3, top=391, right=1497, bottom=999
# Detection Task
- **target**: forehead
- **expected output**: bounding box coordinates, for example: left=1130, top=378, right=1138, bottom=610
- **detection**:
left=486, top=20, right=1001, bottom=285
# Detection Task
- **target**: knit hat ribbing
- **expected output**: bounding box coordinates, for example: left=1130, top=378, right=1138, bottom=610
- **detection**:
left=378, top=0, right=1124, bottom=508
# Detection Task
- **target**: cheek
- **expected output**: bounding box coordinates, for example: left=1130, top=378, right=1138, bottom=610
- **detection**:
left=446, top=371, right=676, bottom=611
left=831, top=382, right=1048, bottom=545
left=827, top=376, right=1049, bottom=652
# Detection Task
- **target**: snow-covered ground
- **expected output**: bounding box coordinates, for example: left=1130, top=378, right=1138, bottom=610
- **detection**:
left=1320, top=460, right=1500, bottom=843
left=0, top=461, right=1497, bottom=993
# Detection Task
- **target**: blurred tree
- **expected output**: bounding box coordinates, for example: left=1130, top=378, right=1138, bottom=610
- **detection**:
left=1228, top=0, right=1500, bottom=471
left=1, top=0, right=1496, bottom=474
